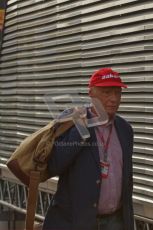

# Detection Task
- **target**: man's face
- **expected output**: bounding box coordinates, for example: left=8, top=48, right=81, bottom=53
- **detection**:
left=90, top=86, right=122, bottom=119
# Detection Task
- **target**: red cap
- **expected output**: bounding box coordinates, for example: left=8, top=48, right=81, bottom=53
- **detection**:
left=88, top=68, right=127, bottom=88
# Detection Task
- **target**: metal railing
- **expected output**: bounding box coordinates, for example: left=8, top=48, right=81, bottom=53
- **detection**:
left=0, top=164, right=153, bottom=230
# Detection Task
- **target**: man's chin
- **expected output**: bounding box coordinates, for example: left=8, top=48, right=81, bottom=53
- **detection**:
left=107, top=112, right=116, bottom=120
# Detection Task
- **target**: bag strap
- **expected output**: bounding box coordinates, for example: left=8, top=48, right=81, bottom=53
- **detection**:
left=25, top=171, right=40, bottom=230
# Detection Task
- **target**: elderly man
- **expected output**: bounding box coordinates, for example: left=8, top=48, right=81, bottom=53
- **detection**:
left=43, top=68, right=134, bottom=230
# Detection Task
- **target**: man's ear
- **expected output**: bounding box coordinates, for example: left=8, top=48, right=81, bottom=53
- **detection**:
left=88, top=88, right=93, bottom=97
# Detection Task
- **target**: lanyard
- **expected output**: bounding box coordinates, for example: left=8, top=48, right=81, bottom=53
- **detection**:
left=97, top=124, right=113, bottom=162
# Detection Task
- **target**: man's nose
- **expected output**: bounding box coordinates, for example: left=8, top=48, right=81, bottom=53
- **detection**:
left=109, top=91, right=119, bottom=101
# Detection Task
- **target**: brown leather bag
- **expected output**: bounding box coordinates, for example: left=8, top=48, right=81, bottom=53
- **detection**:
left=7, top=120, right=73, bottom=186
left=7, top=119, right=73, bottom=230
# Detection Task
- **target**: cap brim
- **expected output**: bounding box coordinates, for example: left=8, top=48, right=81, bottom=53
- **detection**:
left=92, top=82, right=127, bottom=88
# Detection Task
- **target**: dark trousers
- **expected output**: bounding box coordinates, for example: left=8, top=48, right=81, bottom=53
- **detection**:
left=95, top=209, right=124, bottom=230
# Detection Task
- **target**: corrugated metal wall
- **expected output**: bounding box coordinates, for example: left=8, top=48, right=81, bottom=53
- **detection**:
left=0, top=0, right=153, bottom=218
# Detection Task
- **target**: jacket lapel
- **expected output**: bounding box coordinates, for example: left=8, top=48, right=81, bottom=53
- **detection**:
left=89, top=127, right=101, bottom=166
left=86, top=108, right=101, bottom=173
left=114, top=116, right=127, bottom=186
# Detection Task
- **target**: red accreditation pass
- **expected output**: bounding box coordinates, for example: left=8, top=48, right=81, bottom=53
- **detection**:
left=100, top=161, right=110, bottom=178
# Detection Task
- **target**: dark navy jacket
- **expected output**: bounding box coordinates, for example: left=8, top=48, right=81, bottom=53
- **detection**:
left=43, top=114, right=134, bottom=230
